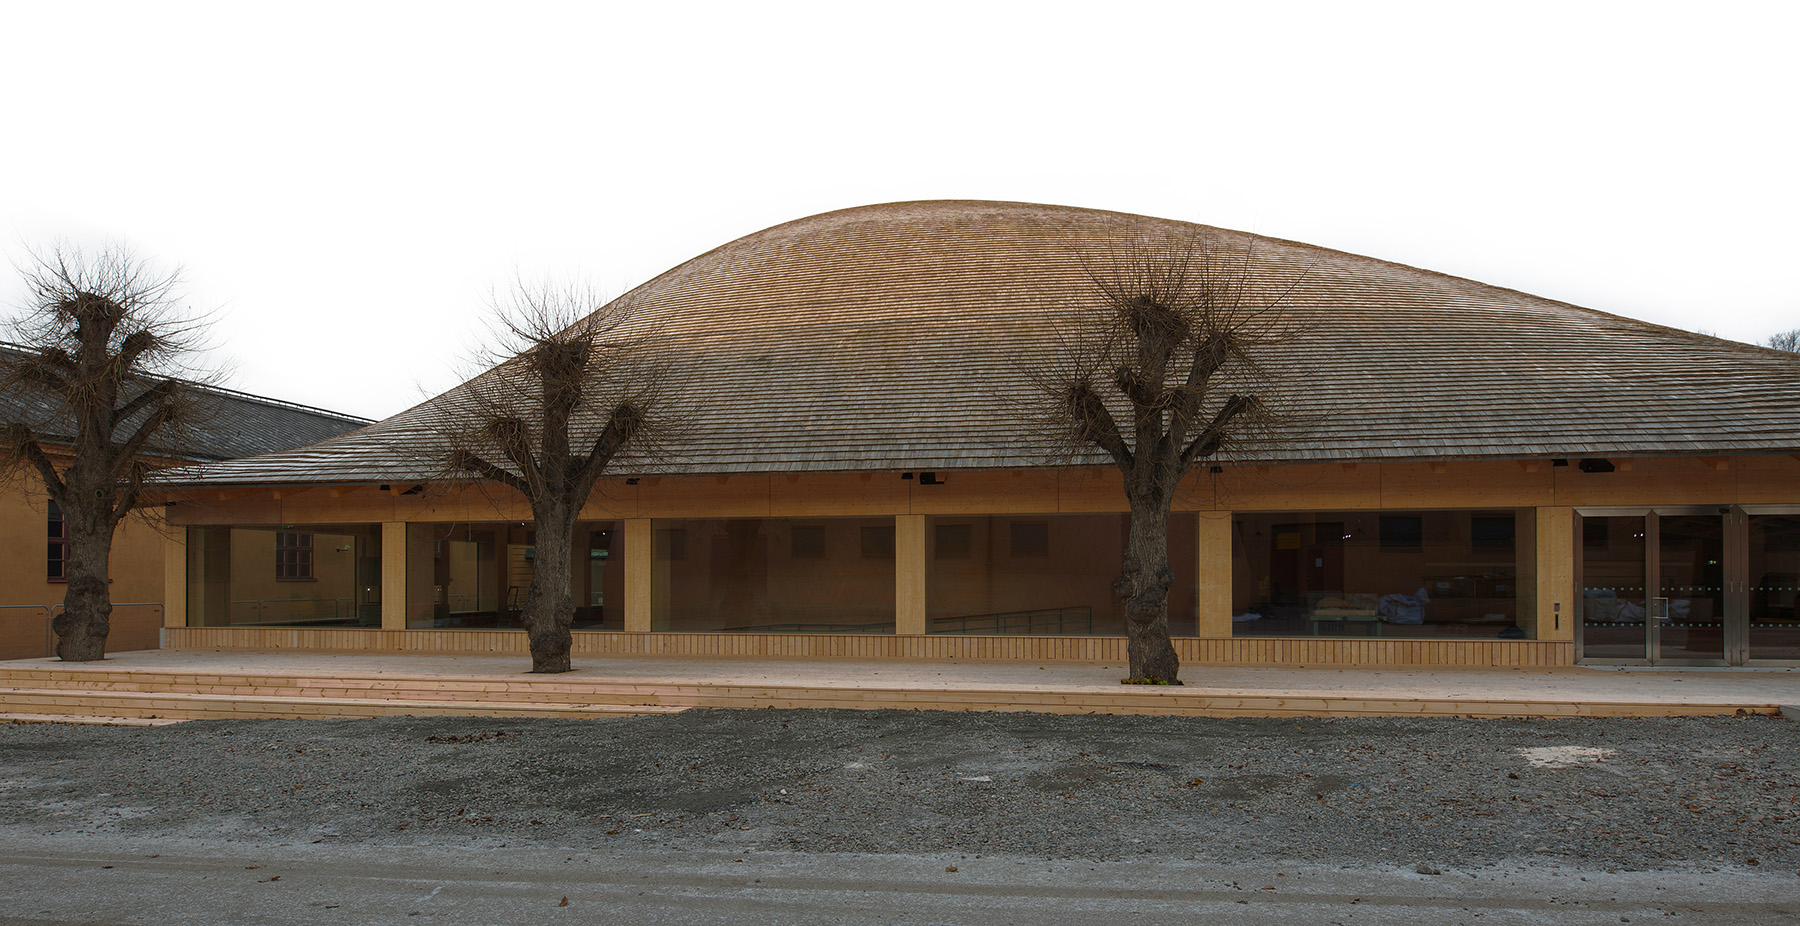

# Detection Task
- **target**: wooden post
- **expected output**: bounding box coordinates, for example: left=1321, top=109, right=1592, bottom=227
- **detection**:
left=381, top=521, right=406, bottom=631
left=895, top=514, right=927, bottom=634
left=624, top=518, right=651, bottom=632
left=1196, top=512, right=1233, bottom=637
left=162, top=529, right=186, bottom=630
left=1534, top=506, right=1575, bottom=642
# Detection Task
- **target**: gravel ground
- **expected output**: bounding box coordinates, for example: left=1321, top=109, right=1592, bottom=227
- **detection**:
left=2, top=710, right=1797, bottom=872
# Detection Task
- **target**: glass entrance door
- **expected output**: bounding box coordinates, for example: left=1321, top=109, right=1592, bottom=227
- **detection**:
left=1579, top=509, right=1731, bottom=664
left=1580, top=515, right=1649, bottom=660
left=1656, top=515, right=1726, bottom=661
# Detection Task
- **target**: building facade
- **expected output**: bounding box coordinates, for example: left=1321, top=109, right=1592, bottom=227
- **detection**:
left=153, top=202, right=1800, bottom=667
left=0, top=358, right=369, bottom=660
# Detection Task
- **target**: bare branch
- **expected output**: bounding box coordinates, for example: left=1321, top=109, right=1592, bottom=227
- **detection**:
left=0, top=244, right=213, bottom=662
left=425, top=277, right=679, bottom=673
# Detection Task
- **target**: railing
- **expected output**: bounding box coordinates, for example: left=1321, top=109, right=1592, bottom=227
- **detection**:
left=717, top=607, right=1096, bottom=636
left=933, top=606, right=1093, bottom=635
left=0, top=604, right=53, bottom=657
left=227, top=597, right=361, bottom=627
left=1, top=602, right=165, bottom=659
left=725, top=620, right=897, bottom=634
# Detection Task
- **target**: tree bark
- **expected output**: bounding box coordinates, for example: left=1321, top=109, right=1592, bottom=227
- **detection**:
left=1118, top=483, right=1181, bottom=684
left=521, top=503, right=577, bottom=673
left=54, top=501, right=114, bottom=662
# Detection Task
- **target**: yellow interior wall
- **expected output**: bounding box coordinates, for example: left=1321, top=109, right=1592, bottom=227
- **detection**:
left=0, top=467, right=166, bottom=658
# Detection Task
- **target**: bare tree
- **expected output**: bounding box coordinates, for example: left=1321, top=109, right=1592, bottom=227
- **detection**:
left=1766, top=328, right=1800, bottom=353
left=1048, top=229, right=1290, bottom=684
left=1, top=248, right=208, bottom=662
left=440, top=283, right=668, bottom=673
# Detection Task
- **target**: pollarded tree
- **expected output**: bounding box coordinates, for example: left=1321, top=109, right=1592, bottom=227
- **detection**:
left=1049, top=229, right=1291, bottom=684
left=442, top=283, right=668, bottom=674
left=0, top=249, right=207, bottom=662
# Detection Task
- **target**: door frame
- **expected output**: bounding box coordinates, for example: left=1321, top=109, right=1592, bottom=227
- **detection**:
left=1575, top=505, right=1733, bottom=666
left=1577, top=505, right=1800, bottom=666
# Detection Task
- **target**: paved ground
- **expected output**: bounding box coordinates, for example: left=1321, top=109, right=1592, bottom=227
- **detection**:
left=3, top=704, right=1800, bottom=924
left=5, top=837, right=1798, bottom=926
left=16, top=648, right=1800, bottom=708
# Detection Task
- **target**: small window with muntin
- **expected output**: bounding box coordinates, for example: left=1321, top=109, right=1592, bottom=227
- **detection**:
left=276, top=531, right=315, bottom=581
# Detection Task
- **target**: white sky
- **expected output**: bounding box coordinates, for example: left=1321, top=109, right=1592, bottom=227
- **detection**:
left=2, top=1, right=1795, bottom=420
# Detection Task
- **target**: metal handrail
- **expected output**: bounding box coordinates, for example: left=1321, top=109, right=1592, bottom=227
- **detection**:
left=2, top=602, right=164, bottom=658
left=227, top=597, right=353, bottom=625
left=933, top=606, right=1093, bottom=635
left=0, top=604, right=53, bottom=656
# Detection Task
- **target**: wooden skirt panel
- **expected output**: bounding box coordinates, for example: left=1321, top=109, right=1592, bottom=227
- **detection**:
left=164, top=628, right=1576, bottom=666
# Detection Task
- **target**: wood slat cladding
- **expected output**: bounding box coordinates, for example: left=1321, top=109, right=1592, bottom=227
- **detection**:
left=164, top=627, right=1574, bottom=667
left=154, top=200, right=1800, bottom=489
left=159, top=453, right=1800, bottom=524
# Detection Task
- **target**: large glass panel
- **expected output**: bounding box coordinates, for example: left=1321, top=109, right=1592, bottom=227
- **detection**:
left=927, top=514, right=1197, bottom=636
left=185, top=524, right=381, bottom=627
left=404, top=521, right=621, bottom=630
left=1659, top=515, right=1725, bottom=661
left=1581, top=515, right=1648, bottom=659
left=1747, top=514, right=1800, bottom=660
left=1232, top=510, right=1528, bottom=639
left=652, top=518, right=896, bottom=632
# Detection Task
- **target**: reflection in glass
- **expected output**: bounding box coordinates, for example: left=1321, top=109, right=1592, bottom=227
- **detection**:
left=1657, top=516, right=1725, bottom=660
left=186, top=524, right=382, bottom=627
left=404, top=522, right=621, bottom=630
left=1232, top=510, right=1527, bottom=640
left=652, top=518, right=896, bottom=632
left=1581, top=516, right=1648, bottom=659
left=1749, top=514, right=1800, bottom=660
left=927, top=514, right=1197, bottom=636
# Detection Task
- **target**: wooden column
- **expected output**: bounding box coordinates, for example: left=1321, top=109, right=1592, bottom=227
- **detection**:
left=1534, top=506, right=1575, bottom=642
left=895, top=514, right=927, bottom=634
left=162, top=529, right=186, bottom=630
left=623, top=518, right=651, bottom=632
left=1196, top=512, right=1234, bottom=637
left=380, top=521, right=406, bottom=631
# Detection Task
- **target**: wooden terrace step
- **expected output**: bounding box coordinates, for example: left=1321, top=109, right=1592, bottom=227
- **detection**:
left=0, top=663, right=1780, bottom=721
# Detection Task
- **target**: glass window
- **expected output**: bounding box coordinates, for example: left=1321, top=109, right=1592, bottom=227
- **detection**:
left=934, top=523, right=971, bottom=559
left=927, top=514, right=1197, bottom=636
left=404, top=521, right=621, bottom=630
left=1748, top=514, right=1800, bottom=661
left=275, top=531, right=314, bottom=581
left=186, top=524, right=382, bottom=627
left=46, top=500, right=67, bottom=582
left=652, top=517, right=897, bottom=633
left=791, top=525, right=826, bottom=559
left=860, top=525, right=895, bottom=558
left=1232, top=509, right=1530, bottom=640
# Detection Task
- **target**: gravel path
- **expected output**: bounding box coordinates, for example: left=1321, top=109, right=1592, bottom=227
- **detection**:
left=2, top=711, right=1797, bottom=873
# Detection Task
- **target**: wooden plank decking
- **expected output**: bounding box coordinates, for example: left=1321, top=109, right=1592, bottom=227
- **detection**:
left=1, top=650, right=1789, bottom=723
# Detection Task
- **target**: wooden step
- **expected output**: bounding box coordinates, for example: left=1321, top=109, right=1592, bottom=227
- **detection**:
left=1, top=664, right=1779, bottom=722
left=1, top=679, right=1774, bottom=721
left=0, top=687, right=685, bottom=721
left=0, top=712, right=184, bottom=726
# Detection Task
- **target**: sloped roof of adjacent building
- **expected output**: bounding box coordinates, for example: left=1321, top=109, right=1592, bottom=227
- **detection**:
left=0, top=344, right=371, bottom=463
left=157, top=200, right=1800, bottom=486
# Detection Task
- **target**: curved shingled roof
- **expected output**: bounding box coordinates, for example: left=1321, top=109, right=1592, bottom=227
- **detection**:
left=163, top=200, right=1800, bottom=485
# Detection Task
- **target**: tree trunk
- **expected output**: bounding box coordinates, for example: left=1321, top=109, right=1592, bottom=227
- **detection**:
left=55, top=508, right=113, bottom=662
left=521, top=504, right=577, bottom=673
left=1118, top=487, right=1181, bottom=684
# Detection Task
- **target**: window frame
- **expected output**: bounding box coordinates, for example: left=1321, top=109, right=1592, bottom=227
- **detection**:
left=275, top=530, right=316, bottom=582
left=47, top=499, right=67, bottom=583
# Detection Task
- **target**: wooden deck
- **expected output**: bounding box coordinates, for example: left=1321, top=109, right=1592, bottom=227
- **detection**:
left=164, top=627, right=1579, bottom=666
left=2, top=650, right=1793, bottom=723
